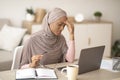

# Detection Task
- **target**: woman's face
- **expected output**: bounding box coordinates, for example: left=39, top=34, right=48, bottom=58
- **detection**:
left=49, top=16, right=67, bottom=36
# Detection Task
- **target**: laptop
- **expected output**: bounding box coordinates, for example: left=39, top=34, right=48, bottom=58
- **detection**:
left=78, top=45, right=105, bottom=74
left=57, top=45, right=105, bottom=74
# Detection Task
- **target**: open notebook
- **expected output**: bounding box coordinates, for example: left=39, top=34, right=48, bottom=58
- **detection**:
left=16, top=68, right=57, bottom=80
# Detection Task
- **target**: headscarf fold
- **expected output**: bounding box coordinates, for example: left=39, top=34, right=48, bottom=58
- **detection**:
left=20, top=8, right=68, bottom=66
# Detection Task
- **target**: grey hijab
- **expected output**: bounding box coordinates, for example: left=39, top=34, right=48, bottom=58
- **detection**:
left=20, top=8, right=68, bottom=66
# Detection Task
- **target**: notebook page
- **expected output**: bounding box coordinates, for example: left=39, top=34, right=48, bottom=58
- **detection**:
left=16, top=68, right=36, bottom=79
left=36, top=68, right=57, bottom=78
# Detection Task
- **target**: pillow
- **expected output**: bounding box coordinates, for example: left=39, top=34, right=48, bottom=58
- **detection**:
left=0, top=24, right=27, bottom=51
left=0, top=19, right=11, bottom=30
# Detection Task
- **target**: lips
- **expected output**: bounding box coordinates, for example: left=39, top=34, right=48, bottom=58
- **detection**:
left=57, top=31, right=61, bottom=35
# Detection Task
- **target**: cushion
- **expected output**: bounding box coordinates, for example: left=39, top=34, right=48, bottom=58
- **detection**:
left=0, top=19, right=11, bottom=30
left=0, top=24, right=27, bottom=51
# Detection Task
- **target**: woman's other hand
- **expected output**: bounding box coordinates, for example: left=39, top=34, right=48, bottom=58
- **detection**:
left=65, top=20, right=74, bottom=40
left=29, top=55, right=43, bottom=68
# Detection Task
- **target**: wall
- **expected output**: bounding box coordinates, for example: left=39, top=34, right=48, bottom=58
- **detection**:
left=0, top=0, right=120, bottom=44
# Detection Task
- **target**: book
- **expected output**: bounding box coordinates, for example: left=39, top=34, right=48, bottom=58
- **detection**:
left=16, top=68, right=57, bottom=80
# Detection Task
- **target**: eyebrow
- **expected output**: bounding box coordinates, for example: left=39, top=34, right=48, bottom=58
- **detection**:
left=58, top=22, right=65, bottom=25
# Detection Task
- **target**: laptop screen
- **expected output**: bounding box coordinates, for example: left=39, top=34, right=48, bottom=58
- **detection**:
left=78, top=46, right=105, bottom=74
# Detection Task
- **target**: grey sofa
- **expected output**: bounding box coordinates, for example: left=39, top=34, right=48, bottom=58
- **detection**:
left=0, top=19, right=13, bottom=71
left=0, top=50, right=13, bottom=71
left=0, top=19, right=30, bottom=71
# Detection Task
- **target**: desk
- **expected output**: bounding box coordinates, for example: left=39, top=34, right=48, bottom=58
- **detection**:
left=0, top=60, right=120, bottom=80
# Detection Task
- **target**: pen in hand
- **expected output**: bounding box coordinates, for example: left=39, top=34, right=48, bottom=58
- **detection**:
left=30, top=54, right=43, bottom=68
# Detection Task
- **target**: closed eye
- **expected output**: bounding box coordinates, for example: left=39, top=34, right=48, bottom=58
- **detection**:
left=58, top=23, right=66, bottom=27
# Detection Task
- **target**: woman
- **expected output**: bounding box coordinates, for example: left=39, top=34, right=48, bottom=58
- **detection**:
left=20, top=8, right=75, bottom=68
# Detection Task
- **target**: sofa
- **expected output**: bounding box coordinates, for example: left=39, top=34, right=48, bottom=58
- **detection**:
left=0, top=19, right=27, bottom=71
left=0, top=50, right=13, bottom=71
left=0, top=19, right=13, bottom=71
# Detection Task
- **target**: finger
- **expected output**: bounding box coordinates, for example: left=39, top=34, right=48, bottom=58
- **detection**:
left=32, top=59, right=38, bottom=63
left=32, top=58, right=39, bottom=62
left=32, top=60, right=39, bottom=65
left=33, top=55, right=43, bottom=61
left=32, top=58, right=41, bottom=63
left=65, top=20, right=69, bottom=25
left=38, top=55, right=43, bottom=58
left=36, top=55, right=43, bottom=60
left=32, top=55, right=42, bottom=59
left=32, top=57, right=40, bottom=61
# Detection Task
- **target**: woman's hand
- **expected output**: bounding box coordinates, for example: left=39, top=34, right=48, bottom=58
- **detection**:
left=29, top=55, right=43, bottom=68
left=64, top=20, right=74, bottom=40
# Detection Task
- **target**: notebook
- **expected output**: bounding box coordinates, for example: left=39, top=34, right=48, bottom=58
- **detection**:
left=16, top=68, right=57, bottom=80
left=78, top=45, right=105, bottom=74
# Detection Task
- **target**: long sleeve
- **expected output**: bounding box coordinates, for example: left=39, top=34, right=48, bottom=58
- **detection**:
left=65, top=40, right=75, bottom=62
left=21, top=64, right=30, bottom=69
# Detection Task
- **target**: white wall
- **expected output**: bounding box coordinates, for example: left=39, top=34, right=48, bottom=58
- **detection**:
left=0, top=0, right=120, bottom=44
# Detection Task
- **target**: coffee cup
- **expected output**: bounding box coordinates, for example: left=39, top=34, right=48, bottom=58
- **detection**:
left=61, top=64, right=79, bottom=80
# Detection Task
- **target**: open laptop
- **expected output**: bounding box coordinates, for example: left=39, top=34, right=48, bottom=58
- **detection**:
left=78, top=45, right=105, bottom=74
left=57, top=45, right=105, bottom=74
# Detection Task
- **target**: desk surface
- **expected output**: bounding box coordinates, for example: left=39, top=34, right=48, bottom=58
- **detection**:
left=0, top=60, right=120, bottom=80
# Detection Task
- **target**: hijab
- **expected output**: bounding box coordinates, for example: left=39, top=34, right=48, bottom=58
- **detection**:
left=20, top=8, right=68, bottom=66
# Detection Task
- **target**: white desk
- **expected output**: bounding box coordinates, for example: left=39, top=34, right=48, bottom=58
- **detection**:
left=0, top=60, right=120, bottom=80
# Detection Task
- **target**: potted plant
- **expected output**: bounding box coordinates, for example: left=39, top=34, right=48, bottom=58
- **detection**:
left=25, top=7, right=35, bottom=21
left=112, top=40, right=120, bottom=57
left=112, top=40, right=120, bottom=71
left=94, top=11, right=102, bottom=22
